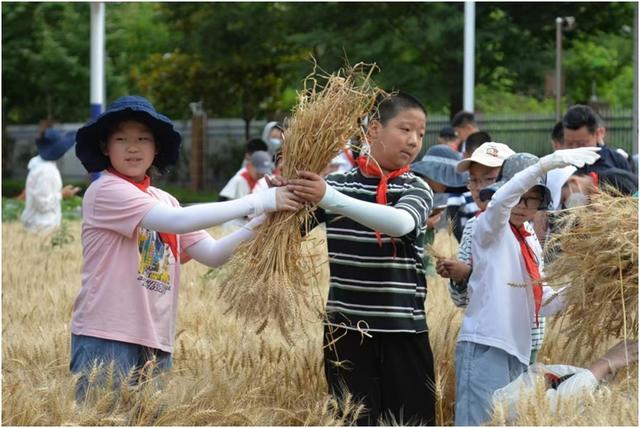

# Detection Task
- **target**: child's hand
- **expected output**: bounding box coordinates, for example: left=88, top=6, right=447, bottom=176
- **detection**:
left=436, top=259, right=471, bottom=282
left=275, top=187, right=304, bottom=211
left=62, top=184, right=81, bottom=199
left=426, top=211, right=443, bottom=230
left=287, top=171, right=327, bottom=204
left=265, top=175, right=289, bottom=188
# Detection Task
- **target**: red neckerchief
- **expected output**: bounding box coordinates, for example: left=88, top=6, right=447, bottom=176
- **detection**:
left=357, top=156, right=410, bottom=253
left=240, top=170, right=258, bottom=190
left=107, top=167, right=178, bottom=260
left=343, top=147, right=356, bottom=167
left=510, top=222, right=542, bottom=327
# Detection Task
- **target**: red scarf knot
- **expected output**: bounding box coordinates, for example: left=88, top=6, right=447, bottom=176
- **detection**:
left=357, top=156, right=410, bottom=255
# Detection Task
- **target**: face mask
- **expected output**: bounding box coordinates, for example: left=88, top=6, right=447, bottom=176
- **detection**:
left=270, top=138, right=283, bottom=152
left=564, top=192, right=589, bottom=209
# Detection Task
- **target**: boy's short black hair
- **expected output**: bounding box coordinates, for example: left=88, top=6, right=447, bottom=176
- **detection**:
left=551, top=120, right=564, bottom=144
left=464, top=131, right=492, bottom=155
left=562, top=105, right=602, bottom=134
left=246, top=138, right=268, bottom=155
left=451, top=110, right=476, bottom=129
left=370, top=91, right=427, bottom=126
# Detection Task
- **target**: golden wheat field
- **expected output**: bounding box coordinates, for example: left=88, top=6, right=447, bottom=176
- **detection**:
left=2, top=220, right=637, bottom=426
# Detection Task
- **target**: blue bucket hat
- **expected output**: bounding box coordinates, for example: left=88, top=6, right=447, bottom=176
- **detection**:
left=36, top=128, right=77, bottom=161
left=75, top=95, right=181, bottom=173
left=410, top=145, right=468, bottom=188
left=479, top=153, right=552, bottom=209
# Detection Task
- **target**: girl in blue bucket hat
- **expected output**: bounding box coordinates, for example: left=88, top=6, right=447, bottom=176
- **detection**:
left=21, top=122, right=80, bottom=232
left=70, top=95, right=302, bottom=401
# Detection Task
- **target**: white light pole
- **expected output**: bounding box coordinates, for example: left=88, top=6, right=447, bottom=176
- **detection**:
left=463, top=1, right=476, bottom=112
left=555, top=16, right=575, bottom=121
left=633, top=3, right=638, bottom=156
left=90, top=2, right=105, bottom=119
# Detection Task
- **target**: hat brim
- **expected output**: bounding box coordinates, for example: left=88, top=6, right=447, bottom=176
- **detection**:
left=411, top=158, right=469, bottom=188
left=456, top=155, right=505, bottom=173
left=37, top=130, right=76, bottom=161
left=76, top=107, right=181, bottom=173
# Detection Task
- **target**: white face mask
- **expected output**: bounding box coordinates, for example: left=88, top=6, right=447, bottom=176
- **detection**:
left=564, top=192, right=589, bottom=209
left=269, top=138, right=282, bottom=152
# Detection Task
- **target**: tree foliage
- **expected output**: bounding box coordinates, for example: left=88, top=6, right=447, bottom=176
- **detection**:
left=2, top=2, right=634, bottom=125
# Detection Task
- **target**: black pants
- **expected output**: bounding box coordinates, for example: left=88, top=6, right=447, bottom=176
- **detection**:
left=323, top=325, right=436, bottom=426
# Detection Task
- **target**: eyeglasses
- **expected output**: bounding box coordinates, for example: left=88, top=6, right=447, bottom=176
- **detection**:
left=466, top=176, right=498, bottom=190
left=517, top=196, right=544, bottom=209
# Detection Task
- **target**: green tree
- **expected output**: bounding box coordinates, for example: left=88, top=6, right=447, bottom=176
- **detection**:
left=145, top=3, right=303, bottom=137
left=2, top=3, right=90, bottom=123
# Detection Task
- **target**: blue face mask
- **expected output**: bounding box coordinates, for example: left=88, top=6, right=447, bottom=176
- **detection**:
left=270, top=138, right=283, bottom=152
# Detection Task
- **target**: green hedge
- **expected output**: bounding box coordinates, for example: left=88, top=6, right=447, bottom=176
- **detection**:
left=2, top=179, right=218, bottom=204
left=2, top=196, right=83, bottom=222
left=2, top=179, right=88, bottom=198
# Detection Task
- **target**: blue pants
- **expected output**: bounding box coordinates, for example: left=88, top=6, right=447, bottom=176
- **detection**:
left=454, top=341, right=526, bottom=426
left=69, top=334, right=172, bottom=402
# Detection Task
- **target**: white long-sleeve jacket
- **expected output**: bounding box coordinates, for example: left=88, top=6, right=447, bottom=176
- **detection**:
left=457, top=162, right=566, bottom=365
left=21, top=156, right=63, bottom=232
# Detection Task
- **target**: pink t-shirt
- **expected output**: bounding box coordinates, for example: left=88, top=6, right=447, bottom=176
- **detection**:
left=71, top=172, right=208, bottom=353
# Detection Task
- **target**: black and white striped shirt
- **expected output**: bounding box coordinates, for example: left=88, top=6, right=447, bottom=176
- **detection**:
left=315, top=168, right=434, bottom=333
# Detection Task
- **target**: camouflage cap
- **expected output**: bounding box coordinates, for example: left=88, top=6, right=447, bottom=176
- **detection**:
left=479, top=152, right=552, bottom=209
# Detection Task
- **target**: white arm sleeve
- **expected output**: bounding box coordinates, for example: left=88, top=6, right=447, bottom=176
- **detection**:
left=319, top=184, right=416, bottom=237
left=184, top=215, right=265, bottom=267
left=475, top=163, right=545, bottom=247
left=140, top=189, right=276, bottom=234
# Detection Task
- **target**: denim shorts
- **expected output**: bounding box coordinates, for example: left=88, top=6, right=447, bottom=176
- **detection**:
left=69, top=334, right=172, bottom=402
left=454, top=341, right=526, bottom=426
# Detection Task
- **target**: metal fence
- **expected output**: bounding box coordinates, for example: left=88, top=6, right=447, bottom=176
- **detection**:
left=5, top=109, right=635, bottom=190
left=423, top=109, right=635, bottom=157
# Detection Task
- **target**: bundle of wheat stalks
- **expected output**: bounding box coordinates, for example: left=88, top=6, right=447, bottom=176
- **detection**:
left=217, top=63, right=383, bottom=341
left=543, top=189, right=638, bottom=348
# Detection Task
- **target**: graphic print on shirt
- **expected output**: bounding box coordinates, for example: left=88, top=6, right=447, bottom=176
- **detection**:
left=137, top=227, right=174, bottom=295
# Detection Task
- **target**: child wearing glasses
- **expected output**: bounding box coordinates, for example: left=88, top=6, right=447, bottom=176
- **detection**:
left=453, top=148, right=600, bottom=426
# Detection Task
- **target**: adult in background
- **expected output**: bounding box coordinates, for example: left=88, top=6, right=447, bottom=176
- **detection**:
left=261, top=121, right=284, bottom=156
left=451, top=110, right=480, bottom=154
left=562, top=104, right=632, bottom=171
left=21, top=121, right=80, bottom=232
left=436, top=126, right=461, bottom=152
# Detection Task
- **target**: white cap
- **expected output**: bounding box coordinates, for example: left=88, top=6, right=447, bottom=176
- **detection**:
left=456, top=142, right=516, bottom=172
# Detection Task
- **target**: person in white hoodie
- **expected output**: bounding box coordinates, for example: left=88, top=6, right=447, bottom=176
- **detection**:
left=21, top=124, right=79, bottom=232
left=261, top=121, right=284, bottom=156
left=453, top=147, right=601, bottom=426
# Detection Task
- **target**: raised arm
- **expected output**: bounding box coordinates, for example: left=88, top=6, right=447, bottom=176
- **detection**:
left=475, top=148, right=601, bottom=247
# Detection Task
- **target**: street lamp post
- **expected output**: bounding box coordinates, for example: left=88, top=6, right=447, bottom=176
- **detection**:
left=555, top=16, right=575, bottom=121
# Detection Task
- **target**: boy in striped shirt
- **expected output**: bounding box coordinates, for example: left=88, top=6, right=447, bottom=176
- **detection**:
left=288, top=92, right=435, bottom=425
